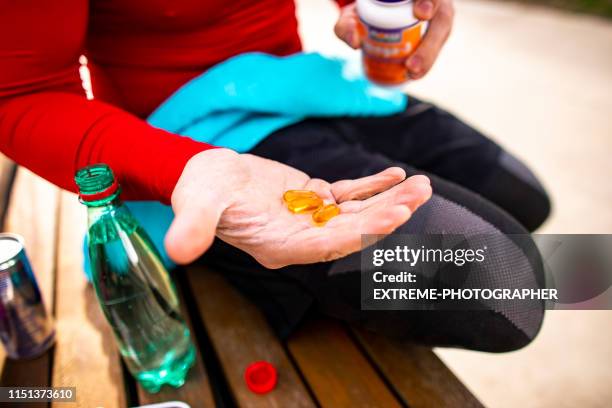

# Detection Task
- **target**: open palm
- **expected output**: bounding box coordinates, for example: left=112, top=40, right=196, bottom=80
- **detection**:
left=166, top=149, right=432, bottom=268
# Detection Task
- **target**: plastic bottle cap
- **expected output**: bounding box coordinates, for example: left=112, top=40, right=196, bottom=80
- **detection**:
left=244, top=361, right=277, bottom=394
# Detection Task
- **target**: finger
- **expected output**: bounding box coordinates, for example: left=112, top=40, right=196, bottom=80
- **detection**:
left=340, top=174, right=432, bottom=213
left=331, top=167, right=406, bottom=202
left=338, top=174, right=431, bottom=213
left=413, top=0, right=439, bottom=20
left=368, top=180, right=432, bottom=213
left=304, top=178, right=336, bottom=202
left=279, top=205, right=413, bottom=266
left=306, top=180, right=430, bottom=262
left=164, top=202, right=224, bottom=264
left=327, top=205, right=413, bottom=254
left=334, top=4, right=362, bottom=49
left=406, top=2, right=454, bottom=79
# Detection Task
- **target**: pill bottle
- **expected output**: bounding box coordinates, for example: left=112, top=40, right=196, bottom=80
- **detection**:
left=357, top=0, right=426, bottom=85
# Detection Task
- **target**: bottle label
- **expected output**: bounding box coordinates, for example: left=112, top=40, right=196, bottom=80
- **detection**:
left=358, top=19, right=425, bottom=85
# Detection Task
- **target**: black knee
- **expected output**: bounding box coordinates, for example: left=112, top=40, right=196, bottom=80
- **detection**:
left=464, top=308, right=543, bottom=352
left=472, top=307, right=544, bottom=352
left=393, top=195, right=547, bottom=352
left=390, top=307, right=543, bottom=353
left=481, top=151, right=552, bottom=231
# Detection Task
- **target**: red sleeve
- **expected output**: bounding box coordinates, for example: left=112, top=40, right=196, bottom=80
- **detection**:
left=336, top=0, right=355, bottom=6
left=0, top=1, right=214, bottom=205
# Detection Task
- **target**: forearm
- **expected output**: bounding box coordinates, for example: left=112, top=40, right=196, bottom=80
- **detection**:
left=0, top=92, right=213, bottom=204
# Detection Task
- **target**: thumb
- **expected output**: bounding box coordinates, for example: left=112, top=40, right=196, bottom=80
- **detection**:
left=164, top=201, right=224, bottom=265
left=334, top=4, right=361, bottom=49
left=413, top=0, right=438, bottom=20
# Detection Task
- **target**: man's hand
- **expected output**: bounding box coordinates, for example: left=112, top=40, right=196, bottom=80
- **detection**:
left=335, top=0, right=454, bottom=80
left=166, top=149, right=432, bottom=268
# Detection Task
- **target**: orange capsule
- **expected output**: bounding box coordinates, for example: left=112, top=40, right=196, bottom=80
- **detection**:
left=283, top=190, right=319, bottom=203
left=287, top=197, right=324, bottom=213
left=312, top=203, right=341, bottom=225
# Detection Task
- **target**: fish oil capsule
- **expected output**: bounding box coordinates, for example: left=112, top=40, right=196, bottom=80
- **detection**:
left=283, top=190, right=319, bottom=203
left=287, top=197, right=324, bottom=213
left=312, top=204, right=341, bottom=224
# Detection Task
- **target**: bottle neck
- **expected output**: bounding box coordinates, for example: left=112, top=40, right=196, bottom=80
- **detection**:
left=80, top=187, right=121, bottom=207
left=84, top=196, right=123, bottom=225
left=85, top=196, right=140, bottom=247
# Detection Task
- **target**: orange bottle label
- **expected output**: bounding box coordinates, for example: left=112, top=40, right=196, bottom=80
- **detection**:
left=358, top=19, right=425, bottom=85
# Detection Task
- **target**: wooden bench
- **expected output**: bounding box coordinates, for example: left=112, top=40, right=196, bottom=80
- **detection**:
left=0, top=155, right=482, bottom=407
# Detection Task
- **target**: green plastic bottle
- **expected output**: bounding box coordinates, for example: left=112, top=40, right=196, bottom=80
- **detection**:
left=75, top=164, right=195, bottom=393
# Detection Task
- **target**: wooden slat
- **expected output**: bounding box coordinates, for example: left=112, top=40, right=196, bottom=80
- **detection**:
left=51, top=191, right=127, bottom=408
left=0, top=154, right=15, bottom=222
left=187, top=267, right=315, bottom=408
left=0, top=168, right=59, bottom=401
left=2, top=168, right=58, bottom=309
left=0, top=154, right=14, bottom=375
left=136, top=288, right=216, bottom=408
left=355, top=329, right=483, bottom=408
left=287, top=319, right=402, bottom=408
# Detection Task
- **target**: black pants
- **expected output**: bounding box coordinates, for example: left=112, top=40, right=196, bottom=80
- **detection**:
left=201, top=98, right=551, bottom=352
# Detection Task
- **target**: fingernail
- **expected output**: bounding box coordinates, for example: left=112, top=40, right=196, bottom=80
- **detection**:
left=417, top=0, right=434, bottom=18
left=406, top=55, right=422, bottom=73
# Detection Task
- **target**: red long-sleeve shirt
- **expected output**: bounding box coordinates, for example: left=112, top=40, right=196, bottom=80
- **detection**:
left=0, top=0, right=353, bottom=204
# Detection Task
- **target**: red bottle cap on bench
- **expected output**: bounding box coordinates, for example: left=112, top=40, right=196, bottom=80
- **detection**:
left=244, top=361, right=277, bottom=394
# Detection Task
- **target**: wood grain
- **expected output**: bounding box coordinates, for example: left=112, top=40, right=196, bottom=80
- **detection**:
left=187, top=267, right=315, bottom=408
left=136, top=281, right=216, bottom=408
left=2, top=168, right=58, bottom=312
left=51, top=191, right=127, bottom=408
left=0, top=168, right=59, bottom=407
left=355, top=329, right=483, bottom=408
left=287, top=319, right=402, bottom=408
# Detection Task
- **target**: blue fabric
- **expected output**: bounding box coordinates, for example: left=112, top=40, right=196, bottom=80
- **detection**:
left=83, top=52, right=406, bottom=276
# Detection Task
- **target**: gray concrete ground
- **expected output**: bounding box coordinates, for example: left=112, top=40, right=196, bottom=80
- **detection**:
left=296, top=0, right=612, bottom=406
